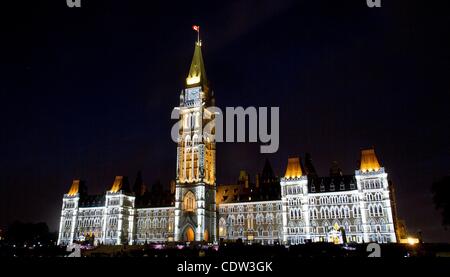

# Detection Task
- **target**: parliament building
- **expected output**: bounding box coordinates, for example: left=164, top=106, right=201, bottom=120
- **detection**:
left=57, top=39, right=398, bottom=246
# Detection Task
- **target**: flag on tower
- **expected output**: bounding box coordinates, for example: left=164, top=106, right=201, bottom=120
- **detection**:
left=192, top=25, right=200, bottom=32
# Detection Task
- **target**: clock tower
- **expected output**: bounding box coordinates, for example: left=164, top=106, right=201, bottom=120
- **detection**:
left=174, top=40, right=216, bottom=242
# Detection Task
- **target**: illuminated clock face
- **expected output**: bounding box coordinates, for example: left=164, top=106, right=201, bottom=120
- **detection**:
left=186, top=87, right=200, bottom=101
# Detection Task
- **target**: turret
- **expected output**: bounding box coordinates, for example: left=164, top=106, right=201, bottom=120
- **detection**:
left=105, top=176, right=135, bottom=245
left=355, top=148, right=397, bottom=243
left=57, top=180, right=85, bottom=245
left=280, top=157, right=309, bottom=244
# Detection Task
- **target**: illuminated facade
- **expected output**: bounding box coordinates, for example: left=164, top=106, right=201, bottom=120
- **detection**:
left=58, top=177, right=137, bottom=246
left=277, top=151, right=397, bottom=244
left=216, top=151, right=397, bottom=244
left=57, top=40, right=397, bottom=246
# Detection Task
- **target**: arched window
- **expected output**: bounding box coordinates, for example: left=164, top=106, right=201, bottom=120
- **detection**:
left=152, top=218, right=159, bottom=228
left=247, top=214, right=254, bottom=230
left=228, top=215, right=235, bottom=226
left=320, top=207, right=326, bottom=219
left=266, top=213, right=274, bottom=224
left=323, top=221, right=330, bottom=232
left=237, top=214, right=244, bottom=225
left=256, top=213, right=264, bottom=225
left=378, top=204, right=384, bottom=216
left=353, top=206, right=360, bottom=218
left=258, top=226, right=264, bottom=237
left=343, top=220, right=350, bottom=231
left=276, top=214, right=282, bottom=224
left=219, top=218, right=227, bottom=236
left=368, top=205, right=373, bottom=217
left=183, top=191, right=196, bottom=212
left=344, top=206, right=350, bottom=218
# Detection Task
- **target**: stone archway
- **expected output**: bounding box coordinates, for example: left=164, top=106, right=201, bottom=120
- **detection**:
left=183, top=226, right=195, bottom=242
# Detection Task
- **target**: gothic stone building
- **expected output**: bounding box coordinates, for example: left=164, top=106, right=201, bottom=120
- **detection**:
left=57, top=40, right=397, bottom=246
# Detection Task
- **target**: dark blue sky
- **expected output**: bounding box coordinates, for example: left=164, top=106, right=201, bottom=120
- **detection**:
left=1, top=0, right=449, bottom=242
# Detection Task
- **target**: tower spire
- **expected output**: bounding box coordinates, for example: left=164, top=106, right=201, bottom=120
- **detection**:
left=186, top=27, right=208, bottom=91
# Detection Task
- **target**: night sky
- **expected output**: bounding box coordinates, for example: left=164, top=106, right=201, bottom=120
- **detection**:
left=1, top=0, right=449, bottom=242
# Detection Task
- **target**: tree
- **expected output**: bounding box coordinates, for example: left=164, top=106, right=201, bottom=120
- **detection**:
left=6, top=221, right=56, bottom=246
left=431, top=176, right=450, bottom=229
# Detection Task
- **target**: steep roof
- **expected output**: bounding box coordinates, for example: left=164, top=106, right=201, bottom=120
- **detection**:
left=261, top=159, right=276, bottom=181
left=109, top=176, right=131, bottom=193
left=67, top=180, right=86, bottom=196
left=284, top=157, right=303, bottom=179
left=360, top=148, right=381, bottom=172
left=67, top=180, right=80, bottom=196
left=186, top=42, right=208, bottom=90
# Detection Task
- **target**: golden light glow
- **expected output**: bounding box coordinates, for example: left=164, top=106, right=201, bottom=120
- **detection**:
left=67, top=180, right=80, bottom=196
left=400, top=237, right=419, bottom=245
left=177, top=136, right=215, bottom=185
left=204, top=229, right=209, bottom=241
left=186, top=75, right=200, bottom=85
left=407, top=237, right=419, bottom=245
left=110, top=176, right=124, bottom=193
left=284, top=157, right=303, bottom=179
left=332, top=236, right=340, bottom=245
left=185, top=42, right=207, bottom=87
left=216, top=184, right=240, bottom=204
left=333, top=223, right=340, bottom=231
left=360, top=148, right=381, bottom=172
left=185, top=227, right=195, bottom=242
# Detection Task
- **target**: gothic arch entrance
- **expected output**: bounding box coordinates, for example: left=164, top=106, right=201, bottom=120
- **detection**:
left=183, top=226, right=195, bottom=242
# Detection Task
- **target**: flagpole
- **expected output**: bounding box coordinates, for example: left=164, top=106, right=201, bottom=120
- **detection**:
left=197, top=27, right=200, bottom=45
